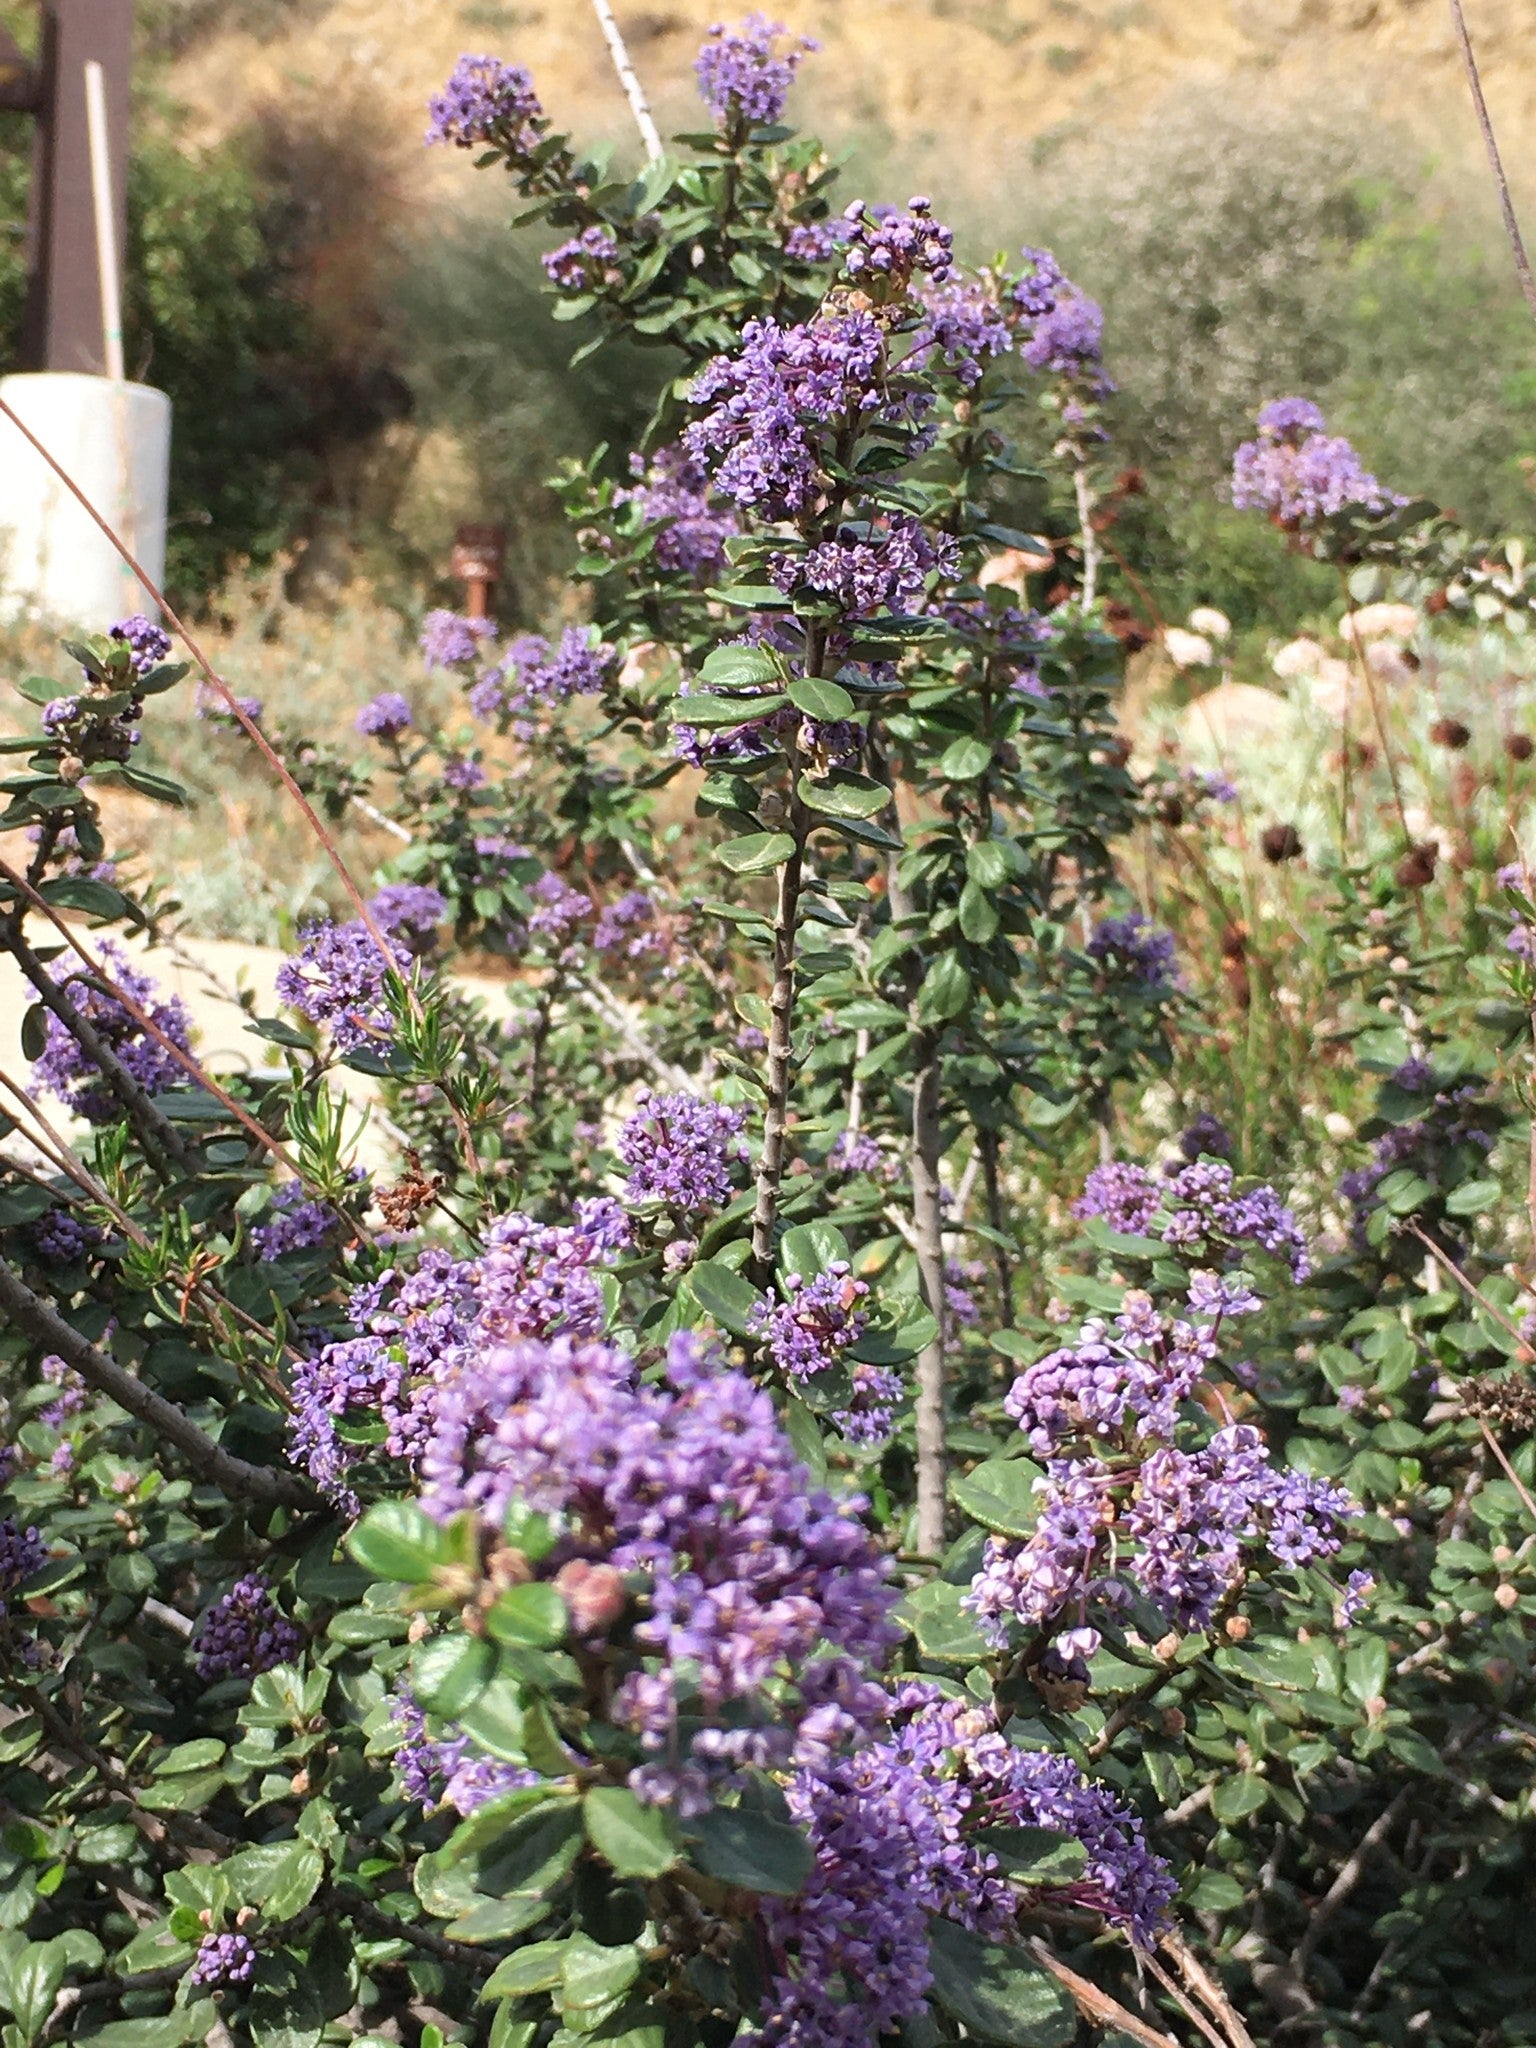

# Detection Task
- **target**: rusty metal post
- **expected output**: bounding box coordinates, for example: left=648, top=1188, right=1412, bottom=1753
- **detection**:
left=451, top=523, right=507, bottom=623
left=17, top=0, right=134, bottom=375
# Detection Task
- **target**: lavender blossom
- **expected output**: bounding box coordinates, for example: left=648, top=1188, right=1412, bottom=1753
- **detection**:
left=389, top=1689, right=535, bottom=1814
left=418, top=1329, right=898, bottom=1811
left=769, top=514, right=959, bottom=616
left=543, top=225, right=620, bottom=292
left=618, top=445, right=739, bottom=580
left=841, top=196, right=955, bottom=292
left=370, top=883, right=448, bottom=950
left=194, top=1573, right=302, bottom=1682
left=1179, top=1111, right=1233, bottom=1161
left=619, top=1091, right=749, bottom=1212
left=420, top=608, right=496, bottom=671
left=694, top=14, right=817, bottom=129
left=250, top=1180, right=347, bottom=1262
left=759, top=1688, right=1173, bottom=2048
left=31, top=940, right=193, bottom=1124
left=108, top=613, right=173, bottom=675
left=0, top=1519, right=46, bottom=1611
left=1087, top=911, right=1178, bottom=989
left=913, top=276, right=1014, bottom=387
left=1231, top=398, right=1401, bottom=526
left=686, top=312, right=929, bottom=517
left=274, top=918, right=410, bottom=1054
left=187, top=1931, right=257, bottom=1993
left=426, top=55, right=544, bottom=151
left=1012, top=245, right=1065, bottom=319
left=30, top=1208, right=103, bottom=1263
left=1336, top=1568, right=1375, bottom=1627
left=1022, top=286, right=1111, bottom=390
left=355, top=692, right=413, bottom=739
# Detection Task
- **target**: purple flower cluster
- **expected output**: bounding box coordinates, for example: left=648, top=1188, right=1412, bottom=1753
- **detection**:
left=1074, top=1159, right=1161, bottom=1235
left=749, top=1265, right=894, bottom=1441
left=41, top=686, right=142, bottom=766
left=250, top=1180, right=346, bottom=1262
left=30, top=1207, right=103, bottom=1263
left=39, top=1354, right=87, bottom=1429
left=543, top=225, right=620, bottom=292
left=426, top=54, right=544, bottom=151
left=1003, top=1286, right=1241, bottom=1458
left=274, top=918, right=411, bottom=1054
left=694, top=14, right=817, bottom=129
left=108, top=613, right=173, bottom=675
left=390, top=1689, right=534, bottom=1815
left=783, top=217, right=850, bottom=265
left=1077, top=1157, right=1310, bottom=1281
left=0, top=1518, right=46, bottom=1611
left=1012, top=245, right=1065, bottom=319
left=759, top=1687, right=1173, bottom=2048
left=1232, top=398, right=1401, bottom=526
left=1179, top=1110, right=1234, bottom=1161
left=842, top=197, right=955, bottom=292
left=473, top=626, right=615, bottom=721
left=769, top=514, right=959, bottom=616
left=194, top=1573, right=302, bottom=1682
left=1021, top=287, right=1109, bottom=386
left=619, top=1091, right=749, bottom=1212
left=969, top=1417, right=1353, bottom=1644
left=686, top=312, right=926, bottom=516
left=827, top=1128, right=891, bottom=1179
left=187, top=1931, right=257, bottom=1993
left=618, top=444, right=739, bottom=581
left=525, top=871, right=592, bottom=946
left=290, top=1206, right=626, bottom=1503
left=913, top=277, right=1014, bottom=388
left=420, top=608, right=496, bottom=671
left=1336, top=1567, right=1375, bottom=1627
left=355, top=692, right=413, bottom=739
left=1339, top=1082, right=1493, bottom=1248
left=593, top=889, right=662, bottom=960
left=370, top=882, right=448, bottom=951
left=475, top=1200, right=629, bottom=1345
left=1087, top=911, right=1178, bottom=989
left=419, top=1329, right=898, bottom=1811
left=31, top=940, right=193, bottom=1124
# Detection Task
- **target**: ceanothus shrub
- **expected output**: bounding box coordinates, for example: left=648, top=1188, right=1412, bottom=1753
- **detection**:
left=0, top=17, right=1532, bottom=2048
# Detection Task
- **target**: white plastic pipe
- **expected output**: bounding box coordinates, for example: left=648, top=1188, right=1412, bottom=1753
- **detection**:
left=83, top=60, right=126, bottom=385
left=0, top=373, right=171, bottom=627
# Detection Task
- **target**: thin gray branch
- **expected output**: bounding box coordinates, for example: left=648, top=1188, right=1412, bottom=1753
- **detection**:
left=0, top=1258, right=317, bottom=1511
left=1448, top=0, right=1536, bottom=325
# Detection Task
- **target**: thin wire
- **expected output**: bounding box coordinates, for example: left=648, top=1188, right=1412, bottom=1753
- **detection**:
left=1447, top=0, right=1536, bottom=326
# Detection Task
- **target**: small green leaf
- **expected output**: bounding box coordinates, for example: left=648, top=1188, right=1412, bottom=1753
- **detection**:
left=686, top=1806, right=812, bottom=1896
left=973, top=1828, right=1088, bottom=1884
left=939, top=737, right=994, bottom=780
left=1210, top=1773, right=1268, bottom=1823
left=483, top=1938, right=568, bottom=1999
left=917, top=951, right=971, bottom=1023
left=584, top=1787, right=679, bottom=1879
left=926, top=1918, right=1075, bottom=2048
left=894, top=1580, right=991, bottom=1664
left=716, top=832, right=795, bottom=874
left=411, top=1633, right=494, bottom=1717
left=346, top=1501, right=450, bottom=1584
left=698, top=645, right=782, bottom=689
left=787, top=676, right=855, bottom=720
left=486, top=1583, right=568, bottom=1649
left=688, top=1259, right=761, bottom=1337
left=797, top=772, right=889, bottom=821
left=1345, top=1635, right=1389, bottom=1707
left=950, top=1456, right=1043, bottom=1538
